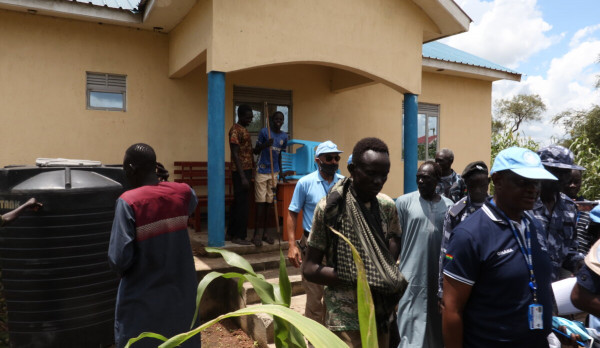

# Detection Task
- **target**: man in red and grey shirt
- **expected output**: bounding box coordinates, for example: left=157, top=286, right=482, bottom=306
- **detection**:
left=108, top=143, right=199, bottom=348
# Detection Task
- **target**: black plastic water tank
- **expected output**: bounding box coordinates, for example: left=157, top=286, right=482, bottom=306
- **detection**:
left=0, top=166, right=126, bottom=348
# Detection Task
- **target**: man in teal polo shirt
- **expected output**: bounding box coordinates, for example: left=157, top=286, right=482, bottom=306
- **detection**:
left=286, top=140, right=343, bottom=326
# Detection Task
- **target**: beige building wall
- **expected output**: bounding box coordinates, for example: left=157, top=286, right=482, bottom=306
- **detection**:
left=0, top=9, right=493, bottom=199
left=170, top=0, right=436, bottom=94
left=0, top=10, right=208, bottom=174
left=420, top=72, right=493, bottom=175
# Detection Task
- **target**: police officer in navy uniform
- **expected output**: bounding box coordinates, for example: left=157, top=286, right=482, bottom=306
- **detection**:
left=438, top=161, right=490, bottom=299
left=533, top=145, right=586, bottom=281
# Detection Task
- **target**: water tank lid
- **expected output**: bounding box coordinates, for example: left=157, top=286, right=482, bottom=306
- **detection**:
left=12, top=170, right=121, bottom=191
left=36, top=158, right=102, bottom=167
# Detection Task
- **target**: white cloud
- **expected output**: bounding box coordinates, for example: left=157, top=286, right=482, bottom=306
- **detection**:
left=493, top=38, right=600, bottom=145
left=570, top=24, right=600, bottom=48
left=444, top=0, right=560, bottom=69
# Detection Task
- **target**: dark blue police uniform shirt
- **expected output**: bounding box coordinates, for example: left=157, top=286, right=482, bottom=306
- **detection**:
left=577, top=264, right=600, bottom=294
left=444, top=199, right=553, bottom=347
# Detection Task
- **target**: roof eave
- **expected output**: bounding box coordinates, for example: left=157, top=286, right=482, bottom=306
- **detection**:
left=422, top=57, right=522, bottom=82
left=0, top=0, right=142, bottom=25
left=413, top=0, right=472, bottom=42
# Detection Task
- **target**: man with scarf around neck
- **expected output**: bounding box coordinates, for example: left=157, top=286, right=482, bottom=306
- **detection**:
left=287, top=140, right=344, bottom=327
left=395, top=160, right=453, bottom=348
left=302, top=137, right=407, bottom=348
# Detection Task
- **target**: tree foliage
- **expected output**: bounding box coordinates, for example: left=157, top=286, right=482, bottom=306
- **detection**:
left=553, top=105, right=600, bottom=149
left=553, top=105, right=600, bottom=200
left=491, top=131, right=539, bottom=166
left=494, top=94, right=546, bottom=133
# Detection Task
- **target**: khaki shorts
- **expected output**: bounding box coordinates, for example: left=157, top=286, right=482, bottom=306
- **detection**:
left=254, top=172, right=278, bottom=203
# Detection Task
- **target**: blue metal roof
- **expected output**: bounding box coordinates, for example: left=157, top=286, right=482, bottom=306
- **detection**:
left=72, top=0, right=141, bottom=11
left=423, top=41, right=520, bottom=75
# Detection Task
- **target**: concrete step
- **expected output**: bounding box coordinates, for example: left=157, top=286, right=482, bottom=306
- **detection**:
left=189, top=228, right=289, bottom=257
left=240, top=294, right=307, bottom=348
left=242, top=266, right=304, bottom=305
left=194, top=248, right=291, bottom=279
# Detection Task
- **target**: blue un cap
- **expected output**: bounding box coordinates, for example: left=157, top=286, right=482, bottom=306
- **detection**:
left=490, top=147, right=557, bottom=180
left=315, top=140, right=343, bottom=157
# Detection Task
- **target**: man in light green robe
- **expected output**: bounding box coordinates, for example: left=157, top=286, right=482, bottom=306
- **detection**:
left=395, top=161, right=453, bottom=348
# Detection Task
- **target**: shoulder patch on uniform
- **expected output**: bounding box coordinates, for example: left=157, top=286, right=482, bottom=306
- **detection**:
left=449, top=200, right=467, bottom=217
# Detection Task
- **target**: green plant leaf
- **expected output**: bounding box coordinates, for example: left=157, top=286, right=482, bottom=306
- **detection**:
left=125, top=332, right=168, bottom=348
left=274, top=316, right=307, bottom=348
left=157, top=305, right=347, bottom=348
left=205, top=247, right=257, bottom=276
left=278, top=249, right=292, bottom=307
left=244, top=273, right=277, bottom=304
left=329, top=227, right=377, bottom=348
left=190, top=271, right=245, bottom=329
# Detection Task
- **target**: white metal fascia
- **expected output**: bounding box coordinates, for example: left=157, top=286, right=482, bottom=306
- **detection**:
left=422, top=57, right=522, bottom=82
left=0, top=0, right=141, bottom=25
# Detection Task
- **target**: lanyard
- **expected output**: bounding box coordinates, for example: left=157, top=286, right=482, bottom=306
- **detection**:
left=490, top=199, right=539, bottom=303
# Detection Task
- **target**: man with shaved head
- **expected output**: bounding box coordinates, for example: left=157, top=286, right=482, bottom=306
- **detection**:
left=108, top=143, right=200, bottom=348
left=396, top=160, right=454, bottom=347
left=435, top=148, right=461, bottom=202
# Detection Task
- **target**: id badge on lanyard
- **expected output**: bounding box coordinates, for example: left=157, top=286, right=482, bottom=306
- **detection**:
left=491, top=200, right=544, bottom=330
left=529, top=304, right=544, bottom=330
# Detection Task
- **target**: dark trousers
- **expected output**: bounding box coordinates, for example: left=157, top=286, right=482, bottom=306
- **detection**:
left=227, top=169, right=252, bottom=240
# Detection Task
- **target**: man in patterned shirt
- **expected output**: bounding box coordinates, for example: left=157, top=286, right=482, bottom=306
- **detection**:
left=303, top=137, right=406, bottom=348
left=227, top=104, right=254, bottom=245
left=533, top=145, right=586, bottom=281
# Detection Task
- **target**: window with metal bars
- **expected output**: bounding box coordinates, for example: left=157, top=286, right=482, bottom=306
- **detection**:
left=86, top=72, right=127, bottom=111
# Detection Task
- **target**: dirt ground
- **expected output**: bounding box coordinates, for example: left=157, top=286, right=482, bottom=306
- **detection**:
left=201, top=318, right=257, bottom=348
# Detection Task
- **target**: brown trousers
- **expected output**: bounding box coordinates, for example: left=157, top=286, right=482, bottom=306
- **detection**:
left=299, top=234, right=326, bottom=325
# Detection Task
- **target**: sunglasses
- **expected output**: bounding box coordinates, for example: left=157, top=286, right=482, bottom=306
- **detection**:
left=322, top=155, right=341, bottom=162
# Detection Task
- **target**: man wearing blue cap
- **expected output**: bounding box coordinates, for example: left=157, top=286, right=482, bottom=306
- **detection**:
left=286, top=140, right=344, bottom=326
left=442, top=147, right=555, bottom=348
left=533, top=145, right=586, bottom=281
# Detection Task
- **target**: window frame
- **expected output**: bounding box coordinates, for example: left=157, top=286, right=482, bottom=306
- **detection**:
left=402, top=102, right=440, bottom=161
left=232, top=85, right=293, bottom=142
left=86, top=72, right=127, bottom=111
left=418, top=103, right=440, bottom=161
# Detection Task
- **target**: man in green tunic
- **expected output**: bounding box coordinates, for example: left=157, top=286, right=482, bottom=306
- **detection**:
left=395, top=160, right=453, bottom=347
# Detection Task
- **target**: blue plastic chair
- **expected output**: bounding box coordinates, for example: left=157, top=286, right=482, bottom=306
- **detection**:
left=281, top=139, right=321, bottom=180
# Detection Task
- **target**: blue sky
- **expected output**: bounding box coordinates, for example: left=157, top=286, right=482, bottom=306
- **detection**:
left=441, top=0, right=600, bottom=145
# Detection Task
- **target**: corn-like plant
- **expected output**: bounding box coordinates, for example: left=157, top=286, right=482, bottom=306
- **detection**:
left=125, top=234, right=377, bottom=348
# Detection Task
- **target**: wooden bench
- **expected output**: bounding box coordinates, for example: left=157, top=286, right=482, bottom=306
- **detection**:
left=174, top=161, right=234, bottom=230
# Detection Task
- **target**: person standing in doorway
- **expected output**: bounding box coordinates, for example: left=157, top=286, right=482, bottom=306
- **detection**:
left=227, top=104, right=254, bottom=245
left=252, top=111, right=288, bottom=246
left=287, top=140, right=344, bottom=326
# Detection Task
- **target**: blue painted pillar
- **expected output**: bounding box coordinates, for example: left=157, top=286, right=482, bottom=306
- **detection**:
left=403, top=93, right=418, bottom=194
left=207, top=71, right=226, bottom=247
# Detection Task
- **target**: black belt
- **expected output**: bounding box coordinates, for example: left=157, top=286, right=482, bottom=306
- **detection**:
left=304, top=230, right=310, bottom=238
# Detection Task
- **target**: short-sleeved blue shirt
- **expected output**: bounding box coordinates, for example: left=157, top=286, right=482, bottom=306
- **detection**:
left=288, top=170, right=343, bottom=232
left=256, top=128, right=288, bottom=174
left=443, top=199, right=553, bottom=347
